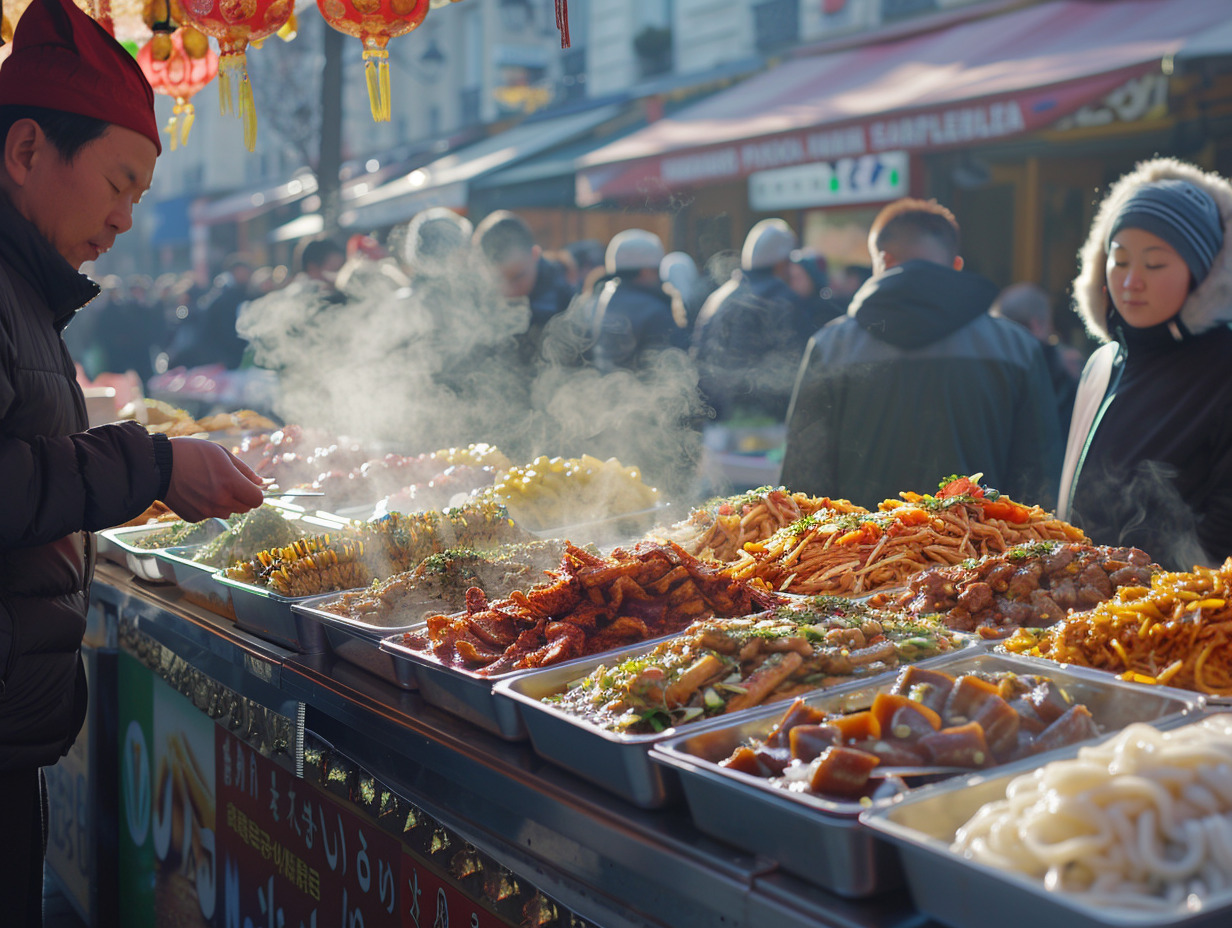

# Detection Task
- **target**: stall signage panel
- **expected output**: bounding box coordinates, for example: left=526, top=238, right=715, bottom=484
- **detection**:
left=400, top=852, right=513, bottom=928
left=749, top=152, right=909, bottom=210
left=118, top=650, right=219, bottom=928
left=217, top=727, right=401, bottom=928
left=45, top=649, right=96, bottom=918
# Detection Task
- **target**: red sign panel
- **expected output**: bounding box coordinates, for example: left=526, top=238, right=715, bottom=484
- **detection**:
left=215, top=728, right=518, bottom=928
left=216, top=728, right=401, bottom=928
left=577, top=65, right=1153, bottom=202
left=400, top=853, right=513, bottom=928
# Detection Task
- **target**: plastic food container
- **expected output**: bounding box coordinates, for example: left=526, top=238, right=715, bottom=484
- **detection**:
left=292, top=594, right=443, bottom=690
left=862, top=711, right=1225, bottom=928
left=97, top=521, right=227, bottom=583
left=648, top=651, right=1202, bottom=898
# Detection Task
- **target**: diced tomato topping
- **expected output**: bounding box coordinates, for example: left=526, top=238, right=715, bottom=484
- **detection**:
left=981, top=499, right=1031, bottom=523
left=937, top=477, right=983, bottom=499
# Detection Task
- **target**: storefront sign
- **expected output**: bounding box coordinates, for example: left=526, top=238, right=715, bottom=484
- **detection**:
left=579, top=64, right=1154, bottom=203
left=749, top=151, right=909, bottom=210
left=1052, top=72, right=1169, bottom=131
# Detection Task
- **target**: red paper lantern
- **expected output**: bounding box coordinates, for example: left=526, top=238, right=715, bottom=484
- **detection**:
left=136, top=29, right=219, bottom=150
left=317, top=0, right=429, bottom=122
left=177, top=0, right=293, bottom=149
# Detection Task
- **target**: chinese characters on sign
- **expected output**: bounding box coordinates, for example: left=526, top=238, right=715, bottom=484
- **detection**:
left=217, top=728, right=516, bottom=928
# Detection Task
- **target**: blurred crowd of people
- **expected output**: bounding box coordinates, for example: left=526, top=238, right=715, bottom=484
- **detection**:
left=68, top=155, right=1232, bottom=569
left=71, top=208, right=887, bottom=410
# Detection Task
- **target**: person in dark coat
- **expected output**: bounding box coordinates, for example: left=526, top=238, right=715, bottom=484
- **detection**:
left=0, top=3, right=263, bottom=921
left=169, top=254, right=254, bottom=369
left=692, top=218, right=822, bottom=421
left=590, top=229, right=687, bottom=373
left=473, top=210, right=576, bottom=366
left=991, top=282, right=1082, bottom=436
left=780, top=198, right=1061, bottom=508
left=1058, top=159, right=1232, bottom=570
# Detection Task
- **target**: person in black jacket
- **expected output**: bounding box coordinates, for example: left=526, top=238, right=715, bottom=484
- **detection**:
left=168, top=254, right=254, bottom=369
left=692, top=218, right=823, bottom=421
left=590, top=229, right=687, bottom=373
left=0, top=2, right=263, bottom=921
left=473, top=210, right=576, bottom=367
left=780, top=198, right=1061, bottom=508
left=1058, top=159, right=1232, bottom=570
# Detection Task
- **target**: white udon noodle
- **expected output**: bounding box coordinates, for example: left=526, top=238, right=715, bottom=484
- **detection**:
left=952, top=714, right=1232, bottom=912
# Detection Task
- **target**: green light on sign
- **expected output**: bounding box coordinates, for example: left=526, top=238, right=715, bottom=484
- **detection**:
left=890, top=169, right=900, bottom=187
left=829, top=176, right=840, bottom=192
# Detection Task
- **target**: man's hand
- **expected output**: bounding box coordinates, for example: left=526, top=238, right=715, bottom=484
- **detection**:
left=164, top=437, right=265, bottom=522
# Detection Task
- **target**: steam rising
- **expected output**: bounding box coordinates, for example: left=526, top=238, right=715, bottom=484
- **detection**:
left=237, top=253, right=706, bottom=500
left=1071, top=459, right=1212, bottom=572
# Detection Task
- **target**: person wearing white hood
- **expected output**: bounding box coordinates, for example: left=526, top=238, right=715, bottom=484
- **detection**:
left=1058, top=158, right=1232, bottom=570
left=590, top=229, right=686, bottom=373
left=692, top=218, right=821, bottom=421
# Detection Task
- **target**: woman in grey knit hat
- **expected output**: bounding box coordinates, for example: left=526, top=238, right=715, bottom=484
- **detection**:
left=1058, top=157, right=1232, bottom=570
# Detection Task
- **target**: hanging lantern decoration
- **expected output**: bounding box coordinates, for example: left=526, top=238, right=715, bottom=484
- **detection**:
left=177, top=0, right=292, bottom=150
left=137, top=27, right=219, bottom=150
left=317, top=0, right=429, bottom=123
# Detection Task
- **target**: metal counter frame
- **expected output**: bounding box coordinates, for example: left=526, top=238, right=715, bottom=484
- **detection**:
left=67, top=566, right=936, bottom=928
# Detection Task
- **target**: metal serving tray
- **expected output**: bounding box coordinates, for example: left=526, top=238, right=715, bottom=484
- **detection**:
left=529, top=501, right=672, bottom=549
left=97, top=520, right=226, bottom=583
left=377, top=630, right=544, bottom=739
left=292, top=593, right=444, bottom=690
left=216, top=574, right=340, bottom=652
left=494, top=637, right=976, bottom=811
left=157, top=546, right=236, bottom=619
left=648, top=651, right=1203, bottom=898
left=494, top=637, right=700, bottom=807
left=862, top=711, right=1226, bottom=928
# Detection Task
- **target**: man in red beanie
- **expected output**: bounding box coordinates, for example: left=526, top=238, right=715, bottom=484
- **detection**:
left=0, top=0, right=264, bottom=922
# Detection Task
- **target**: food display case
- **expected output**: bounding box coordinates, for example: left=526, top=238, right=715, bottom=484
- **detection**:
left=63, top=563, right=938, bottom=928
left=51, top=478, right=1232, bottom=928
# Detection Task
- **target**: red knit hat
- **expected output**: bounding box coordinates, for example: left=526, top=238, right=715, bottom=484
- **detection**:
left=0, top=0, right=161, bottom=154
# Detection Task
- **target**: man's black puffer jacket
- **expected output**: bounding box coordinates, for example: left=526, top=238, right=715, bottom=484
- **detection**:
left=781, top=260, right=1062, bottom=508
left=0, top=193, right=166, bottom=770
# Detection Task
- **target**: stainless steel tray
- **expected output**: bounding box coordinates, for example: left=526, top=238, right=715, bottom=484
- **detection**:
left=216, top=574, right=337, bottom=652
left=494, top=637, right=696, bottom=808
left=528, top=501, right=672, bottom=548
left=648, top=651, right=1203, bottom=898
left=494, top=626, right=981, bottom=811
left=97, top=520, right=226, bottom=583
left=377, top=630, right=542, bottom=739
left=292, top=594, right=438, bottom=690
left=158, top=546, right=236, bottom=619
left=862, top=711, right=1225, bottom=928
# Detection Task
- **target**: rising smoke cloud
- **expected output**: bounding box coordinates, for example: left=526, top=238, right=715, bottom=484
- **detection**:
left=237, top=249, right=709, bottom=501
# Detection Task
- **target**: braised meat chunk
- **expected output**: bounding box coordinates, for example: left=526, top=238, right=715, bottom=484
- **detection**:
left=886, top=543, right=1158, bottom=635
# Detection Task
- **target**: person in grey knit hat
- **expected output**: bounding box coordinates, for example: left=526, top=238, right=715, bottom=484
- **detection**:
left=1105, top=178, right=1223, bottom=294
left=1058, top=158, right=1232, bottom=570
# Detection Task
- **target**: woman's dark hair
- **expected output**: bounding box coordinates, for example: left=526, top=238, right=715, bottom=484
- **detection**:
left=0, top=105, right=110, bottom=162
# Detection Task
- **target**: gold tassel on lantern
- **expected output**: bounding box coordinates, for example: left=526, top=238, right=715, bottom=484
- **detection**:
left=166, top=100, right=197, bottom=151
left=362, top=47, right=391, bottom=122
left=218, top=52, right=243, bottom=116
left=239, top=71, right=257, bottom=151
left=179, top=101, right=196, bottom=147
